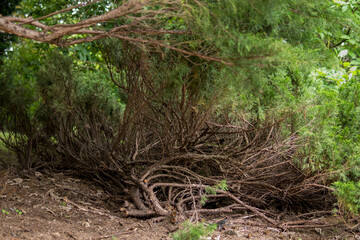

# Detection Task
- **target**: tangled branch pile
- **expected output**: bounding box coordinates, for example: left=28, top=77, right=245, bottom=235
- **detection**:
left=0, top=0, right=227, bottom=64
left=31, top=43, right=333, bottom=228
left=0, top=41, right=336, bottom=229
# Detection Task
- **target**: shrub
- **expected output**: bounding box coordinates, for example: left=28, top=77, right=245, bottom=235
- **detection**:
left=333, top=181, right=360, bottom=215
left=170, top=220, right=217, bottom=240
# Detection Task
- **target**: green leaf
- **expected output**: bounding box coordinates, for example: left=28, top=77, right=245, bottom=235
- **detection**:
left=349, top=50, right=356, bottom=58
left=350, top=60, right=360, bottom=65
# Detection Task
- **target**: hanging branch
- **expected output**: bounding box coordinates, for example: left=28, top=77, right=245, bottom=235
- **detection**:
left=0, top=0, right=231, bottom=65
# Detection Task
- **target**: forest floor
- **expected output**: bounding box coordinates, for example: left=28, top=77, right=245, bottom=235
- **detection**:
left=0, top=155, right=359, bottom=239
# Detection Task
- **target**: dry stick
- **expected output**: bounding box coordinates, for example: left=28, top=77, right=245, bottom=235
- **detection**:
left=281, top=218, right=334, bottom=227
left=125, top=187, right=148, bottom=210
left=132, top=131, right=140, bottom=161
left=149, top=182, right=281, bottom=229
left=118, top=28, right=191, bottom=36
left=140, top=182, right=168, bottom=215
left=112, top=34, right=232, bottom=65
left=296, top=210, right=334, bottom=218
left=147, top=173, right=186, bottom=184
left=139, top=159, right=221, bottom=183
left=131, top=172, right=168, bottom=216
left=217, top=190, right=282, bottom=229
left=121, top=209, right=156, bottom=217
left=187, top=177, right=199, bottom=222
left=184, top=207, right=235, bottom=215
left=283, top=223, right=339, bottom=229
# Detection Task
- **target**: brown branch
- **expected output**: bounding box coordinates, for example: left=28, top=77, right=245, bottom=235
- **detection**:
left=0, top=0, right=231, bottom=65
left=147, top=181, right=281, bottom=228
left=21, top=0, right=104, bottom=26
left=104, top=34, right=231, bottom=65
left=118, top=29, right=191, bottom=35
left=0, top=18, right=43, bottom=39
left=220, top=190, right=282, bottom=229
left=120, top=209, right=156, bottom=217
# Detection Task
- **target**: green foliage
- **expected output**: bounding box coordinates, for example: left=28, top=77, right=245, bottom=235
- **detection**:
left=36, top=50, right=121, bottom=118
left=181, top=0, right=347, bottom=126
left=33, top=50, right=123, bottom=149
left=1, top=208, right=22, bottom=216
left=214, top=180, right=228, bottom=191
left=189, top=0, right=343, bottom=59
left=300, top=68, right=360, bottom=178
left=295, top=60, right=360, bottom=214
left=1, top=209, right=9, bottom=216
left=0, top=0, right=20, bottom=16
left=333, top=181, right=360, bottom=215
left=18, top=0, right=115, bottom=23
left=202, top=180, right=228, bottom=205
left=170, top=220, right=216, bottom=240
left=0, top=0, right=21, bottom=57
left=4, top=0, right=360, bottom=216
left=0, top=40, right=44, bottom=119
left=15, top=209, right=22, bottom=215
left=0, top=45, right=122, bottom=167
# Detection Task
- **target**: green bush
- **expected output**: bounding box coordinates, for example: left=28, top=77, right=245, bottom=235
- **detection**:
left=333, top=181, right=360, bottom=215
left=298, top=66, right=360, bottom=214
left=170, top=221, right=217, bottom=240
left=0, top=48, right=123, bottom=168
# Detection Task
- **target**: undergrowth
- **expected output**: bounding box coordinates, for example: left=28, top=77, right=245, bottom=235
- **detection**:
left=170, top=220, right=217, bottom=240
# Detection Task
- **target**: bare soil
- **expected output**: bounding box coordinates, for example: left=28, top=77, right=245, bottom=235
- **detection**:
left=0, top=169, right=359, bottom=240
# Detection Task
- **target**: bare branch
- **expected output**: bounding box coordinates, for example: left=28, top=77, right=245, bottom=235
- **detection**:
left=0, top=0, right=231, bottom=65
left=21, top=0, right=104, bottom=26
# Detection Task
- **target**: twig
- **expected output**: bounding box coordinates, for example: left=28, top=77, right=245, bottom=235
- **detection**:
left=61, top=197, right=121, bottom=219
left=90, top=230, right=135, bottom=240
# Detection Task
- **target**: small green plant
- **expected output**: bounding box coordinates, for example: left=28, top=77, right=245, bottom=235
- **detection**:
left=2, top=209, right=9, bottom=215
left=201, top=180, right=229, bottom=206
left=15, top=209, right=22, bottom=215
left=111, top=236, right=117, bottom=240
left=61, top=201, right=67, bottom=206
left=170, top=220, right=216, bottom=240
left=200, top=195, right=208, bottom=206
left=215, top=180, right=228, bottom=191
left=2, top=208, right=23, bottom=216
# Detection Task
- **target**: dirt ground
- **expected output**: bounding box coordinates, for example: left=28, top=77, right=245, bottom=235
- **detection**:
left=0, top=169, right=359, bottom=240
